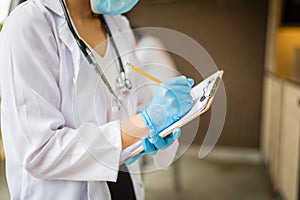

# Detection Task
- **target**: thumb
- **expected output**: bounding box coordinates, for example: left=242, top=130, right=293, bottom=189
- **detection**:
left=171, top=128, right=181, bottom=139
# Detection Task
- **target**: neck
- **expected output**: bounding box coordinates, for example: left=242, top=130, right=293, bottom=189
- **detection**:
left=65, top=0, right=95, bottom=20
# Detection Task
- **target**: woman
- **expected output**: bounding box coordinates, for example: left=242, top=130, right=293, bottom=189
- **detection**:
left=0, top=0, right=193, bottom=199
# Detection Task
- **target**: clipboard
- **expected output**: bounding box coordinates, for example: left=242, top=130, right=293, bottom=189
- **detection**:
left=120, top=70, right=224, bottom=164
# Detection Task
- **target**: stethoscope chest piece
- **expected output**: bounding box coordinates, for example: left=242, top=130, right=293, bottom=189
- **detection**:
left=116, top=72, right=132, bottom=93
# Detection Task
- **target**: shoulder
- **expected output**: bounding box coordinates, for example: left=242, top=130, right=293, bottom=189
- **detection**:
left=1, top=0, right=54, bottom=43
left=0, top=0, right=58, bottom=56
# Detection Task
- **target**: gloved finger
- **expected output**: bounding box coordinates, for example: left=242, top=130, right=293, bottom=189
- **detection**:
left=172, top=128, right=181, bottom=139
left=164, top=76, right=186, bottom=85
left=142, top=137, right=157, bottom=155
left=179, top=93, right=193, bottom=103
left=164, top=88, right=193, bottom=105
left=174, top=76, right=193, bottom=87
left=164, top=94, right=189, bottom=107
left=164, top=76, right=191, bottom=87
left=187, top=78, right=194, bottom=87
left=164, top=128, right=181, bottom=145
left=171, top=96, right=193, bottom=115
left=152, top=134, right=168, bottom=149
left=125, top=151, right=145, bottom=165
left=180, top=97, right=194, bottom=110
left=163, top=135, right=175, bottom=149
left=165, top=85, right=192, bottom=95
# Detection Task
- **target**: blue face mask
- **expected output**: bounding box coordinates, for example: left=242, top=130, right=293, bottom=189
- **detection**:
left=90, top=0, right=139, bottom=16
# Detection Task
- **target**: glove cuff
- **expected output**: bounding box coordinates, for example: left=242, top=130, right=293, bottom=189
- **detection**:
left=140, top=110, right=156, bottom=133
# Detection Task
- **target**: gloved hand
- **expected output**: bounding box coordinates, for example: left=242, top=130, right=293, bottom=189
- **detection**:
left=125, top=128, right=181, bottom=165
left=140, top=76, right=194, bottom=134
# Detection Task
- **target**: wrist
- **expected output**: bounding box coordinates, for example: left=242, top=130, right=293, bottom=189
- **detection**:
left=120, top=114, right=150, bottom=149
left=140, top=110, right=155, bottom=132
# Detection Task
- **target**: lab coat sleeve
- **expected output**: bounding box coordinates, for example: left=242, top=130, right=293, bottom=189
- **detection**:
left=0, top=6, right=121, bottom=181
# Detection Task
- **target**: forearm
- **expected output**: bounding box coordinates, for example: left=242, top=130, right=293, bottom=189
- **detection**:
left=120, top=114, right=149, bottom=149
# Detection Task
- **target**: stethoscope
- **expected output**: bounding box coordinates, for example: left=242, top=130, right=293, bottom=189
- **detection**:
left=59, top=0, right=132, bottom=108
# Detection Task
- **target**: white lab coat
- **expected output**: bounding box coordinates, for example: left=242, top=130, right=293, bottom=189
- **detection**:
left=0, top=0, right=147, bottom=199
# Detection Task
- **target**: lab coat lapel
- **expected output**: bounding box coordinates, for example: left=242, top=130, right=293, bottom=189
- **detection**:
left=43, top=0, right=82, bottom=82
left=42, top=0, right=64, bottom=17
left=58, top=23, right=82, bottom=82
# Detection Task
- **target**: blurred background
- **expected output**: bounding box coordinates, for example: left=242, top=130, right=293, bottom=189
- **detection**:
left=0, top=0, right=300, bottom=199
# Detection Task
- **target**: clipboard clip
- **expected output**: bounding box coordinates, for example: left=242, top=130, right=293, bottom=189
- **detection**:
left=200, top=76, right=221, bottom=102
left=208, top=76, right=221, bottom=98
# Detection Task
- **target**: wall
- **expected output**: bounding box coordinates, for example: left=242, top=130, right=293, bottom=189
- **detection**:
left=127, top=0, right=268, bottom=147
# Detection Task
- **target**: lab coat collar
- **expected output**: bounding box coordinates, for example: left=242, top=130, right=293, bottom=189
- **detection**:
left=42, top=0, right=64, bottom=18
left=42, top=0, right=133, bottom=82
left=42, top=0, right=78, bottom=55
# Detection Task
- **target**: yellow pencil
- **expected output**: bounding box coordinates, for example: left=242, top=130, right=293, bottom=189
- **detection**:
left=126, top=62, right=162, bottom=84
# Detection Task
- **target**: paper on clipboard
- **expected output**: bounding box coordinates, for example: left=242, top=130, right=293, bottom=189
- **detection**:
left=120, top=70, right=224, bottom=164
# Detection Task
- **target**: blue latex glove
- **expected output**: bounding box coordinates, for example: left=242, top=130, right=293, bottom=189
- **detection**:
left=125, top=128, right=181, bottom=165
left=140, top=76, right=194, bottom=134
